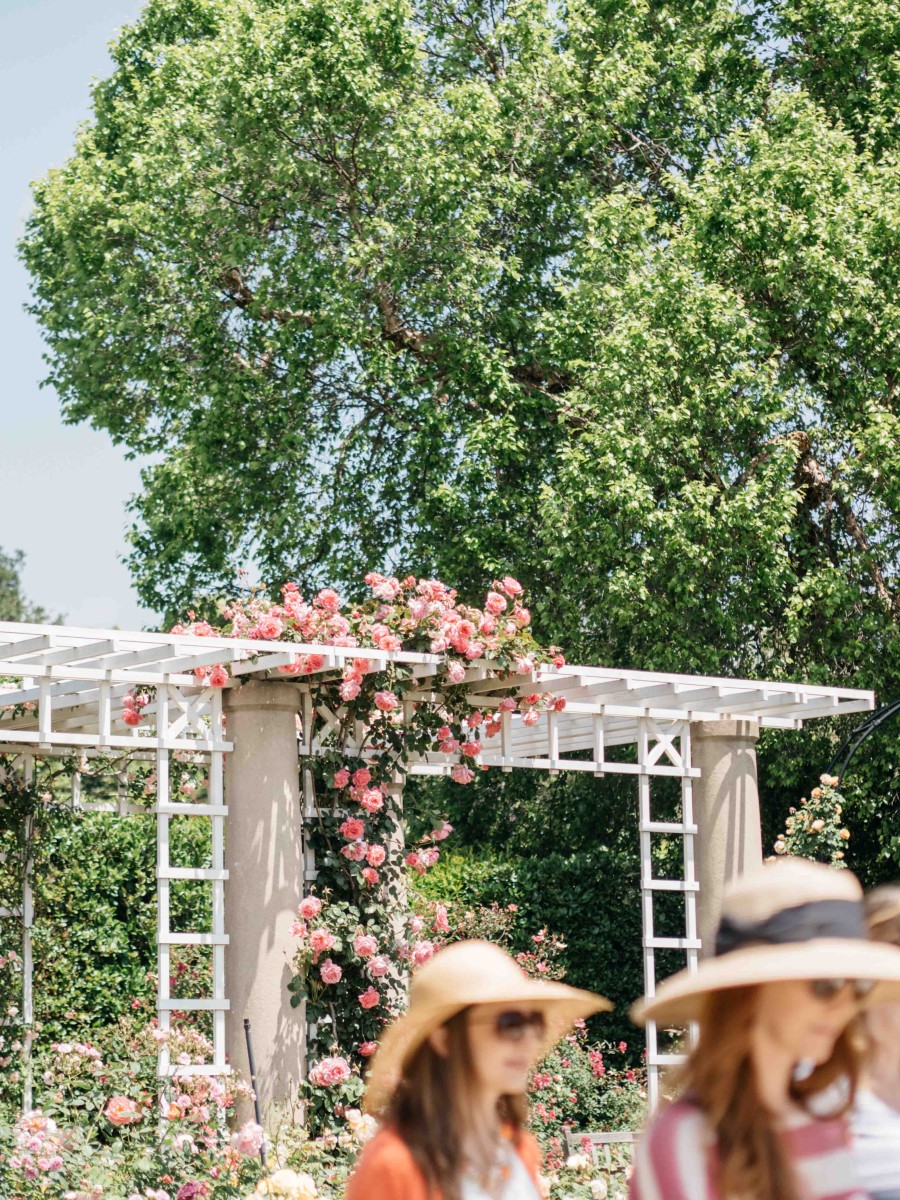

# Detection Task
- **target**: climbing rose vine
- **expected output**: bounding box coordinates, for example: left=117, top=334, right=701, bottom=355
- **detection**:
left=170, top=574, right=566, bottom=1128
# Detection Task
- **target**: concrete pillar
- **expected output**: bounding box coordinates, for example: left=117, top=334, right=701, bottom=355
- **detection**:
left=692, top=720, right=763, bottom=954
left=224, top=681, right=304, bottom=1120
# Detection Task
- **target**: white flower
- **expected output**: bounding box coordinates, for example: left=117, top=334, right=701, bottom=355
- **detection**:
left=589, top=1181, right=608, bottom=1199
left=565, top=1153, right=591, bottom=1171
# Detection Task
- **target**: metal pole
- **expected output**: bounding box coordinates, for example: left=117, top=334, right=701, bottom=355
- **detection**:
left=243, top=1017, right=267, bottom=1167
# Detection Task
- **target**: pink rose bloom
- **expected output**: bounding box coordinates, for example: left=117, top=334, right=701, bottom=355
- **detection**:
left=436, top=724, right=452, bottom=740
left=499, top=696, right=517, bottom=712
left=479, top=613, right=498, bottom=635
left=553, top=653, right=566, bottom=668
left=485, top=591, right=507, bottom=615
left=552, top=697, right=567, bottom=712
left=299, top=896, right=322, bottom=920
left=501, top=576, right=524, bottom=596
left=467, top=711, right=484, bottom=728
left=461, top=740, right=481, bottom=758
left=373, top=578, right=401, bottom=601
left=411, top=940, right=435, bottom=967
left=339, top=817, right=366, bottom=841
left=309, top=1056, right=352, bottom=1086
left=340, top=678, right=361, bottom=701
left=451, top=764, right=475, bottom=785
left=309, top=928, right=336, bottom=954
left=484, top=719, right=502, bottom=738
left=446, top=661, right=466, bottom=685
left=374, top=690, right=400, bottom=712
left=316, top=588, right=341, bottom=613
left=358, top=1042, right=378, bottom=1058
left=439, top=738, right=460, bottom=754
left=405, top=851, right=422, bottom=872
left=358, top=987, right=380, bottom=1010
left=208, top=664, right=229, bottom=688
left=408, top=915, right=425, bottom=935
left=464, top=642, right=485, bottom=660
left=361, top=867, right=379, bottom=886
left=434, top=903, right=451, bottom=933
left=255, top=614, right=284, bottom=640
left=230, top=1121, right=265, bottom=1157
left=420, top=848, right=440, bottom=868
left=514, top=607, right=531, bottom=628
left=105, top=1096, right=142, bottom=1126
left=332, top=768, right=350, bottom=789
left=409, top=598, right=428, bottom=620
left=366, top=845, right=386, bottom=867
left=354, top=933, right=378, bottom=958
left=359, top=789, right=384, bottom=814
left=320, top=958, right=343, bottom=985
left=515, top=657, right=534, bottom=675
left=305, top=653, right=326, bottom=673
left=367, top=955, right=391, bottom=978
left=430, top=822, right=453, bottom=841
left=290, top=919, right=307, bottom=938
left=123, top=708, right=142, bottom=727
left=521, top=709, right=540, bottom=727
left=341, top=841, right=368, bottom=862
left=353, top=768, right=372, bottom=788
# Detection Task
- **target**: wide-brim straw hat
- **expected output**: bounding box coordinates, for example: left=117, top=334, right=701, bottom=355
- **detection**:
left=363, top=939, right=611, bottom=1114
left=632, top=857, right=900, bottom=1027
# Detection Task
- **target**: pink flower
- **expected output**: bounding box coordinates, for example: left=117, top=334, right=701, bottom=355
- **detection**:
left=367, top=955, right=391, bottom=978
left=230, top=1121, right=265, bottom=1156
left=361, top=867, right=379, bottom=886
left=439, top=738, right=460, bottom=754
left=419, top=847, right=440, bottom=868
left=358, top=987, right=380, bottom=1010
left=485, top=591, right=507, bottom=615
left=256, top=614, right=284, bottom=640
left=434, top=903, right=450, bottom=933
left=464, top=642, right=485, bottom=660
left=436, top=725, right=452, bottom=740
left=354, top=933, right=378, bottom=958
left=515, top=657, right=534, bottom=675
left=309, top=1056, right=351, bottom=1086
left=320, top=958, right=342, bottom=985
left=353, top=768, right=372, bottom=788
left=339, top=817, right=366, bottom=841
left=208, top=664, right=229, bottom=688
left=446, top=661, right=466, bottom=685
left=521, top=709, right=540, bottom=727
left=299, top=896, right=322, bottom=920
left=374, top=690, right=400, bottom=713
left=409, top=915, right=425, bottom=935
left=341, top=841, right=368, bottom=862
left=340, top=679, right=361, bottom=701
left=332, top=768, right=350, bottom=789
left=430, top=821, right=453, bottom=841
left=461, top=740, right=481, bottom=758
left=552, top=653, right=566, bottom=669
left=123, top=708, right=142, bottom=727
left=366, top=844, right=386, bottom=867
left=290, top=919, right=307, bottom=938
left=358, top=1041, right=378, bottom=1058
left=619, top=1041, right=628, bottom=1053
left=500, top=576, right=524, bottom=596
left=499, top=696, right=517, bottom=712
left=411, top=940, right=435, bottom=967
left=359, top=788, right=384, bottom=814
left=316, top=588, right=341, bottom=613
left=467, top=711, right=484, bottom=728
left=451, top=764, right=475, bottom=785
left=309, top=928, right=336, bottom=954
left=514, top=607, right=531, bottom=628
left=105, top=1096, right=142, bottom=1126
left=552, top=697, right=567, bottom=712
left=405, top=851, right=423, bottom=872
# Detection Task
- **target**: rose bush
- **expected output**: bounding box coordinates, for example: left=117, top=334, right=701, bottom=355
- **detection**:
left=773, top=774, right=851, bottom=867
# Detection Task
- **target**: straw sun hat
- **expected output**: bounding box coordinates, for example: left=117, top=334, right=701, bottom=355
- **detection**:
left=632, top=857, right=900, bottom=1027
left=363, top=940, right=611, bottom=1114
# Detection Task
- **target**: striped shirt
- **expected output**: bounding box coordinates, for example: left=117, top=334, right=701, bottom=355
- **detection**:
left=629, top=1098, right=869, bottom=1200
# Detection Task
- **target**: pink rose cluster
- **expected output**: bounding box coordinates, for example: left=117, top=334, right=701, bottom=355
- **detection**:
left=309, top=1055, right=352, bottom=1087
left=8, top=1111, right=65, bottom=1180
left=121, top=689, right=149, bottom=728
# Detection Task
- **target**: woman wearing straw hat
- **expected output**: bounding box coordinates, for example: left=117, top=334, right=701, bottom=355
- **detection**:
left=345, top=939, right=610, bottom=1200
left=629, top=857, right=900, bottom=1200
left=850, top=885, right=900, bottom=1200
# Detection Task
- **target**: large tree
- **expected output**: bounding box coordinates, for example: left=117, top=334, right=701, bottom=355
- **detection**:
left=21, top=0, right=900, bottom=864
left=0, top=548, right=50, bottom=624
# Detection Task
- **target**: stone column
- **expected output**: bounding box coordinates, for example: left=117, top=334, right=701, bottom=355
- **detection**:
left=224, top=681, right=304, bottom=1121
left=692, top=720, right=763, bottom=954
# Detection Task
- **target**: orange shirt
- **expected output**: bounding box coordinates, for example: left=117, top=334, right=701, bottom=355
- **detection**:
left=345, top=1127, right=544, bottom=1200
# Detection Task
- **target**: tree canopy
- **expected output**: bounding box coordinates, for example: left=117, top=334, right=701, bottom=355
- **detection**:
left=0, top=548, right=50, bottom=624
left=20, top=0, right=900, bottom=851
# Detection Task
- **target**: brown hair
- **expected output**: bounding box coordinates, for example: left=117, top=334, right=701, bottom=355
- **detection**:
left=865, top=884, right=900, bottom=946
left=670, top=986, right=861, bottom=1200
left=383, top=1007, right=528, bottom=1200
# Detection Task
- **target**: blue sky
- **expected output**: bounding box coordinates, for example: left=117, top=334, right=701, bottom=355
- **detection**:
left=1, top=0, right=151, bottom=629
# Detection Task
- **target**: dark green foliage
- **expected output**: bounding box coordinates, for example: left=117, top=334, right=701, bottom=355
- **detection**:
left=0, top=548, right=51, bottom=624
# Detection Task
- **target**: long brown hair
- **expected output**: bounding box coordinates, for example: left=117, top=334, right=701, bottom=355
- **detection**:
left=383, top=1007, right=528, bottom=1200
left=670, top=986, right=861, bottom=1200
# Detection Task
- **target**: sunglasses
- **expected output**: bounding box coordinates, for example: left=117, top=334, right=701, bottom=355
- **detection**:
left=809, top=978, right=876, bottom=1001
left=469, top=1010, right=547, bottom=1042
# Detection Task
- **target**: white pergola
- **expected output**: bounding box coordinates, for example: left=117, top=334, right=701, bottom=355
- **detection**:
left=0, top=620, right=875, bottom=1108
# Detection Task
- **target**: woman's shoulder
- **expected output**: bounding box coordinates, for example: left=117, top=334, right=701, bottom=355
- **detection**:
left=630, top=1100, right=715, bottom=1200
left=346, top=1128, right=427, bottom=1200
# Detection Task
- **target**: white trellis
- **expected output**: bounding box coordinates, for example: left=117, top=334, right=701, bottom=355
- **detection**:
left=0, top=620, right=876, bottom=1103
